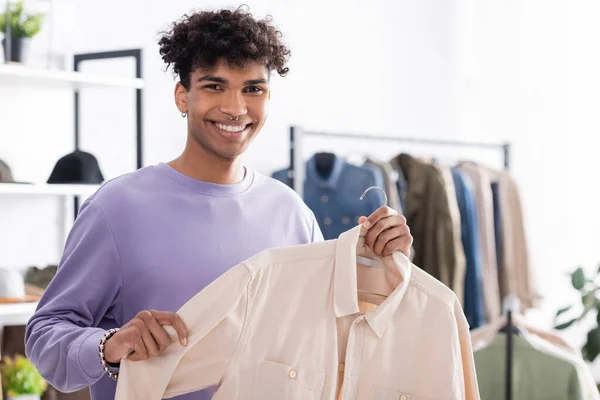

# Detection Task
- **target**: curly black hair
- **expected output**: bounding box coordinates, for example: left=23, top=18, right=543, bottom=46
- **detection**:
left=158, top=6, right=290, bottom=90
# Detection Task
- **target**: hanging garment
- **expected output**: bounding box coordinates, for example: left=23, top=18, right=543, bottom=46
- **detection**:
left=272, top=154, right=387, bottom=240
left=437, top=165, right=467, bottom=304
left=474, top=334, right=584, bottom=400
left=452, top=168, right=486, bottom=329
left=470, top=316, right=578, bottom=356
left=497, top=170, right=538, bottom=309
left=395, top=165, right=408, bottom=212
left=363, top=158, right=403, bottom=214
left=490, top=182, right=505, bottom=302
left=389, top=154, right=461, bottom=293
left=471, top=316, right=599, bottom=400
left=115, top=225, right=480, bottom=400
left=455, top=162, right=502, bottom=322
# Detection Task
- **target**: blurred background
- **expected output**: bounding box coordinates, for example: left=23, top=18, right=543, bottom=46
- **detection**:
left=1, top=0, right=599, bottom=398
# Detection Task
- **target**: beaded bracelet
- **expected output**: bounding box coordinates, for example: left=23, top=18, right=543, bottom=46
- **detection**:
left=98, top=328, right=120, bottom=381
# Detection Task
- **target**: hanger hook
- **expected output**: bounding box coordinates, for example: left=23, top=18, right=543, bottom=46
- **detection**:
left=359, top=186, right=388, bottom=208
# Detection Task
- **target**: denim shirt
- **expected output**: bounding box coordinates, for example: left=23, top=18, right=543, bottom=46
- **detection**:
left=273, top=155, right=387, bottom=240
left=451, top=168, right=485, bottom=329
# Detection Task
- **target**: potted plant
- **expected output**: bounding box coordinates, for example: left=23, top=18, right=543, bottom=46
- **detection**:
left=554, top=264, right=600, bottom=391
left=0, top=1, right=45, bottom=63
left=0, top=354, right=47, bottom=400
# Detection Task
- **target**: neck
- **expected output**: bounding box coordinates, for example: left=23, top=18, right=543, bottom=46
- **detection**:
left=169, top=140, right=245, bottom=185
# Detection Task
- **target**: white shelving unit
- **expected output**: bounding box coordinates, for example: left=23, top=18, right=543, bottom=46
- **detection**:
left=0, top=302, right=39, bottom=326
left=0, top=54, right=143, bottom=325
left=0, top=63, right=145, bottom=89
left=0, top=183, right=101, bottom=196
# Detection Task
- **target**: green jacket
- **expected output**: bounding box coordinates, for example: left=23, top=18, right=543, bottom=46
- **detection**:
left=474, top=334, right=583, bottom=400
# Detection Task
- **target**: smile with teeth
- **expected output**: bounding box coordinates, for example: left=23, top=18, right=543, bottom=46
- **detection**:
left=213, top=122, right=249, bottom=133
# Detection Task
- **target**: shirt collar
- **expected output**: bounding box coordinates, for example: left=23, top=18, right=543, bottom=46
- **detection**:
left=307, top=154, right=346, bottom=189
left=333, top=225, right=412, bottom=338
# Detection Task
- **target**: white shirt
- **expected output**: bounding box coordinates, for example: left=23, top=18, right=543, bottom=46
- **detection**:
left=115, top=225, right=480, bottom=399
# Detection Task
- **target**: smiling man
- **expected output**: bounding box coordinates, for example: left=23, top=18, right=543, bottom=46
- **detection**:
left=25, top=7, right=413, bottom=400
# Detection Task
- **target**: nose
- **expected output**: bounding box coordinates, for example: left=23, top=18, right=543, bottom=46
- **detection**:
left=219, top=91, right=247, bottom=118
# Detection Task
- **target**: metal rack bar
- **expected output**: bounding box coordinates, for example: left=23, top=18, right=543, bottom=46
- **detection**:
left=289, top=125, right=511, bottom=195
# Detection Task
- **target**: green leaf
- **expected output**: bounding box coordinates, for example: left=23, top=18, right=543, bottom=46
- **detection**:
left=555, top=318, right=577, bottom=330
left=555, top=305, right=572, bottom=318
left=0, top=1, right=45, bottom=38
left=583, top=292, right=597, bottom=307
left=572, top=267, right=586, bottom=290
left=583, top=327, right=600, bottom=362
left=0, top=354, right=47, bottom=395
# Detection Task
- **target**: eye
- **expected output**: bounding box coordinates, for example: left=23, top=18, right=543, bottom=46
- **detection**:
left=244, top=86, right=265, bottom=94
left=203, top=84, right=222, bottom=91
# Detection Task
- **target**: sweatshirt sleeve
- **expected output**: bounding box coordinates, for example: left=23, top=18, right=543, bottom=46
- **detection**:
left=115, top=263, right=253, bottom=400
left=25, top=198, right=122, bottom=392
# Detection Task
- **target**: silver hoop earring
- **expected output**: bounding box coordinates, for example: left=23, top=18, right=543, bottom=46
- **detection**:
left=181, top=112, right=187, bottom=118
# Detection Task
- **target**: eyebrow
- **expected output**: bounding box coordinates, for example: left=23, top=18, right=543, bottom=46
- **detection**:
left=196, top=75, right=268, bottom=85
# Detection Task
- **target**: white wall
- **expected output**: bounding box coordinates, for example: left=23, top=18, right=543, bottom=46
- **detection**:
left=456, top=0, right=600, bottom=374
left=1, top=0, right=600, bottom=372
left=1, top=0, right=459, bottom=266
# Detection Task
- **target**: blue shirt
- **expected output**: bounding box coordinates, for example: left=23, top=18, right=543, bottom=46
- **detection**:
left=451, top=168, right=485, bottom=328
left=273, top=154, right=387, bottom=240
left=25, top=163, right=323, bottom=400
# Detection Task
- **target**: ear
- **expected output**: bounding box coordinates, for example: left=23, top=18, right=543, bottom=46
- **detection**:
left=174, top=82, right=189, bottom=113
left=268, top=90, right=271, bottom=101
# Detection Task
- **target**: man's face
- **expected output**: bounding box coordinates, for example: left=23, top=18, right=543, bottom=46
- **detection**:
left=175, top=59, right=270, bottom=160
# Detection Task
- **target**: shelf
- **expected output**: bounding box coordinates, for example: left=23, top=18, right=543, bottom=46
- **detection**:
left=0, top=302, right=38, bottom=326
left=0, top=183, right=101, bottom=196
left=0, top=63, right=145, bottom=89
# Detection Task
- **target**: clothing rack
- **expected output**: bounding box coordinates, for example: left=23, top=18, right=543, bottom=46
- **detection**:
left=288, top=125, right=514, bottom=400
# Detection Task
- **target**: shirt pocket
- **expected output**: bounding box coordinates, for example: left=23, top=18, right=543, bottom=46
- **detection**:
left=251, top=360, right=325, bottom=400
left=373, top=387, right=439, bottom=400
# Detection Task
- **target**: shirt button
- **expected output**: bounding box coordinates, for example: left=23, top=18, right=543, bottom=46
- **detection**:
left=341, top=217, right=350, bottom=225
left=288, top=369, right=298, bottom=380
left=321, top=195, right=329, bottom=203
left=324, top=217, right=332, bottom=225
left=339, top=363, right=345, bottom=373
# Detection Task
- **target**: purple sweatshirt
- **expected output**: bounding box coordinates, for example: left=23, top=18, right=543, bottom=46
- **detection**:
left=25, top=162, right=322, bottom=400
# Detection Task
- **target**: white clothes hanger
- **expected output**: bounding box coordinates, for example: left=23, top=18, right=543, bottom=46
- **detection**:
left=356, top=186, right=389, bottom=299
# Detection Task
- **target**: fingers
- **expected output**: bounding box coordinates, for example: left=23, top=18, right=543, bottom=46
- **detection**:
left=145, top=314, right=173, bottom=352
left=127, top=310, right=187, bottom=362
left=137, top=311, right=163, bottom=357
left=382, top=235, right=413, bottom=257
left=362, top=206, right=397, bottom=229
left=141, top=328, right=160, bottom=358
left=365, top=214, right=407, bottom=250
left=372, top=226, right=404, bottom=256
left=127, top=320, right=149, bottom=362
left=370, top=224, right=412, bottom=257
left=153, top=310, right=188, bottom=346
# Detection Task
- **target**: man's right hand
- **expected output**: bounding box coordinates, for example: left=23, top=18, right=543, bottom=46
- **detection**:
left=103, top=310, right=188, bottom=363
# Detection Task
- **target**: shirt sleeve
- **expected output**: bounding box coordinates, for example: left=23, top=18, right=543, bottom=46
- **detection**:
left=454, top=299, right=480, bottom=400
left=25, top=199, right=122, bottom=392
left=459, top=328, right=481, bottom=400
left=115, top=263, right=253, bottom=400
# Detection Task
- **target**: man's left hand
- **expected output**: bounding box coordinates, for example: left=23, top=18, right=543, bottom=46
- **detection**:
left=358, top=206, right=413, bottom=258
